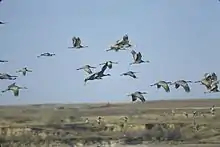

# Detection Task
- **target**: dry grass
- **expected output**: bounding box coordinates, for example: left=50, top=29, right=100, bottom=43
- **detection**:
left=0, top=99, right=220, bottom=146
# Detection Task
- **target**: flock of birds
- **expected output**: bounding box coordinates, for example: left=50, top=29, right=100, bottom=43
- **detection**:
left=1, top=0, right=220, bottom=103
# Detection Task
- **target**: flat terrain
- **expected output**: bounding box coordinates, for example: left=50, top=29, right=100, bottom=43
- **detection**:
left=0, top=99, right=220, bottom=147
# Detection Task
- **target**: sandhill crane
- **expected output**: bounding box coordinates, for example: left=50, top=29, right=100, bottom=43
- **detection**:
left=120, top=71, right=138, bottom=79
left=115, top=34, right=132, bottom=48
left=37, top=52, right=55, bottom=58
left=68, top=37, right=88, bottom=49
left=150, top=81, right=172, bottom=92
left=99, top=61, right=118, bottom=70
left=171, top=80, right=193, bottom=93
left=16, top=67, right=32, bottom=76
left=127, top=91, right=147, bottom=103
left=130, top=50, right=150, bottom=65
left=0, top=60, right=8, bottom=63
left=106, top=44, right=126, bottom=52
left=2, top=83, right=27, bottom=96
left=0, top=73, right=17, bottom=80
left=76, top=65, right=96, bottom=74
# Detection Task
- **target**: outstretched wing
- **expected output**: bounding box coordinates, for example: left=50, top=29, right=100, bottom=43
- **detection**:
left=84, top=68, right=93, bottom=74
left=72, top=37, right=77, bottom=46
left=134, top=92, right=146, bottom=102
left=22, top=71, right=26, bottom=76
left=159, top=81, right=170, bottom=92
left=180, top=82, right=190, bottom=92
left=131, top=50, right=137, bottom=61
left=136, top=52, right=142, bottom=61
left=13, top=89, right=19, bottom=96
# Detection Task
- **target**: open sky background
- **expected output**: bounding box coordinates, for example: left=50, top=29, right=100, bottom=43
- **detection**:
left=0, top=0, right=220, bottom=105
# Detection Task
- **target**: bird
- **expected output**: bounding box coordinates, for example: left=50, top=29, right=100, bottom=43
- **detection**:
left=171, top=80, right=193, bottom=93
left=68, top=37, right=88, bottom=49
left=120, top=71, right=138, bottom=79
left=0, top=73, right=17, bottom=80
left=37, top=52, right=55, bottom=58
left=106, top=44, right=126, bottom=52
left=0, top=60, right=8, bottom=63
left=127, top=91, right=147, bottom=103
left=99, top=61, right=118, bottom=70
left=76, top=65, right=96, bottom=74
left=150, top=81, right=172, bottom=92
left=2, top=82, right=27, bottom=96
left=115, top=34, right=132, bottom=48
left=16, top=67, right=32, bottom=76
left=130, top=50, right=150, bottom=65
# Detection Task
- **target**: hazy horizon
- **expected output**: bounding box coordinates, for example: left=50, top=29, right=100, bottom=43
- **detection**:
left=1, top=0, right=220, bottom=105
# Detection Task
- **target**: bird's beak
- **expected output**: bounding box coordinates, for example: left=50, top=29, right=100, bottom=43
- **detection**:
left=141, top=92, right=147, bottom=94
left=90, top=66, right=96, bottom=68
left=23, top=87, right=28, bottom=89
left=127, top=94, right=131, bottom=97
left=113, top=62, right=119, bottom=64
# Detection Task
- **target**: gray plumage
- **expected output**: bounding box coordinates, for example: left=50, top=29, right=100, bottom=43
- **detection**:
left=120, top=71, right=138, bottom=79
left=172, top=80, right=192, bottom=93
left=130, top=50, right=150, bottom=65
left=127, top=91, right=147, bottom=103
left=76, top=65, right=96, bottom=74
left=150, top=81, right=172, bottom=92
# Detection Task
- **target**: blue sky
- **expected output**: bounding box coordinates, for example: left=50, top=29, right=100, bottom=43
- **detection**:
left=0, top=0, right=220, bottom=105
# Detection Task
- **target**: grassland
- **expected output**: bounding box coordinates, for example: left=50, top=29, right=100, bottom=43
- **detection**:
left=0, top=99, right=220, bottom=147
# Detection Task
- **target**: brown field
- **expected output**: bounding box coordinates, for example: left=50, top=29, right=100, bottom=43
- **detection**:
left=0, top=99, right=220, bottom=147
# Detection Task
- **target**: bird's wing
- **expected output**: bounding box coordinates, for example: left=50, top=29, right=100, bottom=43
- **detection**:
left=180, top=82, right=190, bottom=92
left=100, top=63, right=108, bottom=73
left=131, top=95, right=137, bottom=102
left=84, top=68, right=93, bottom=74
left=12, top=88, right=19, bottom=96
left=131, top=50, right=137, bottom=61
left=22, top=71, right=26, bottom=76
left=136, top=52, right=142, bottom=61
left=135, top=93, right=146, bottom=102
left=8, top=83, right=16, bottom=88
left=72, top=37, right=76, bottom=46
left=159, top=81, right=170, bottom=92
left=77, top=37, right=81, bottom=46
left=211, top=72, right=218, bottom=81
left=201, top=79, right=212, bottom=89
left=123, top=35, right=128, bottom=41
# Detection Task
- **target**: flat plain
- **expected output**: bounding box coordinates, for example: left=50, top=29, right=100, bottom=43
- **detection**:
left=0, top=99, right=220, bottom=147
